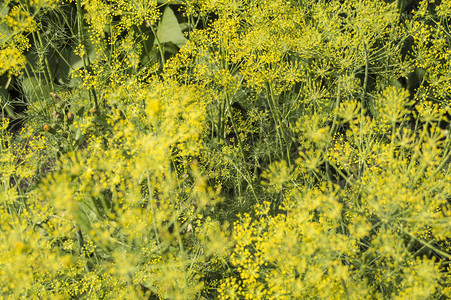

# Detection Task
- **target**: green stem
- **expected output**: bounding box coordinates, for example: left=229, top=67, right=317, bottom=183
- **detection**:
left=76, top=0, right=98, bottom=109
left=358, top=43, right=369, bottom=178
left=23, top=66, right=47, bottom=113
left=146, top=171, right=160, bottom=245
left=150, top=25, right=165, bottom=69
left=36, top=31, right=55, bottom=90
left=223, top=92, right=258, bottom=202
left=329, top=161, right=355, bottom=188
left=216, top=93, right=224, bottom=142
left=265, top=81, right=292, bottom=167
left=327, top=80, right=342, bottom=182
left=76, top=227, right=92, bottom=272
left=406, top=233, right=451, bottom=260
left=137, top=26, right=150, bottom=61
left=264, top=83, right=282, bottom=150
left=329, top=79, right=341, bottom=137
left=225, top=92, right=246, bottom=163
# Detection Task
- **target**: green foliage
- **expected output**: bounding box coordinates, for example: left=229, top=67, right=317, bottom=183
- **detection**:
left=0, top=0, right=451, bottom=298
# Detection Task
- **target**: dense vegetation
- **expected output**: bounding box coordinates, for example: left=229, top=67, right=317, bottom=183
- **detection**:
left=1, top=0, right=450, bottom=298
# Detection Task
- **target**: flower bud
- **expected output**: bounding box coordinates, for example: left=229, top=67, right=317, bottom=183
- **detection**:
left=52, top=111, right=61, bottom=119
left=50, top=92, right=60, bottom=101
left=43, top=124, right=51, bottom=132
left=67, top=112, right=74, bottom=120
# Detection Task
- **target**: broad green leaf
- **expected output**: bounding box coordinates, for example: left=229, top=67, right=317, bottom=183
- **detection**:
left=156, top=6, right=187, bottom=48
left=21, top=76, right=51, bottom=104
left=179, top=22, right=189, bottom=32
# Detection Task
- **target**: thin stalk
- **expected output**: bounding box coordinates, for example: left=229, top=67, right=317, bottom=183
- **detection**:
left=137, top=25, right=150, bottom=60
left=217, top=36, right=258, bottom=200
left=327, top=79, right=341, bottom=182
left=409, top=127, right=430, bottom=186
left=329, top=161, right=355, bottom=189
left=358, top=43, right=369, bottom=178
left=264, top=83, right=283, bottom=153
left=36, top=31, right=55, bottom=90
left=30, top=31, right=49, bottom=86
left=146, top=171, right=160, bottom=245
left=218, top=94, right=225, bottom=142
left=265, top=81, right=292, bottom=167
left=23, top=65, right=47, bottom=113
left=20, top=2, right=52, bottom=89
left=225, top=91, right=246, bottom=164
left=76, top=227, right=92, bottom=272
left=329, top=79, right=341, bottom=137
left=432, top=143, right=451, bottom=176
left=150, top=25, right=165, bottom=68
left=405, top=116, right=421, bottom=173
left=220, top=92, right=258, bottom=202
left=225, top=149, right=259, bottom=203
left=76, top=0, right=98, bottom=109
left=407, top=233, right=451, bottom=260
left=218, top=39, right=227, bottom=142
left=46, top=39, right=74, bottom=75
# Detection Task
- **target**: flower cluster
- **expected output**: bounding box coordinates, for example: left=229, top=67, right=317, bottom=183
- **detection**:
left=0, top=0, right=450, bottom=298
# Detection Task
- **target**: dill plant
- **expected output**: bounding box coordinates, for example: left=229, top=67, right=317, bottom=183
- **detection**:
left=0, top=0, right=450, bottom=299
